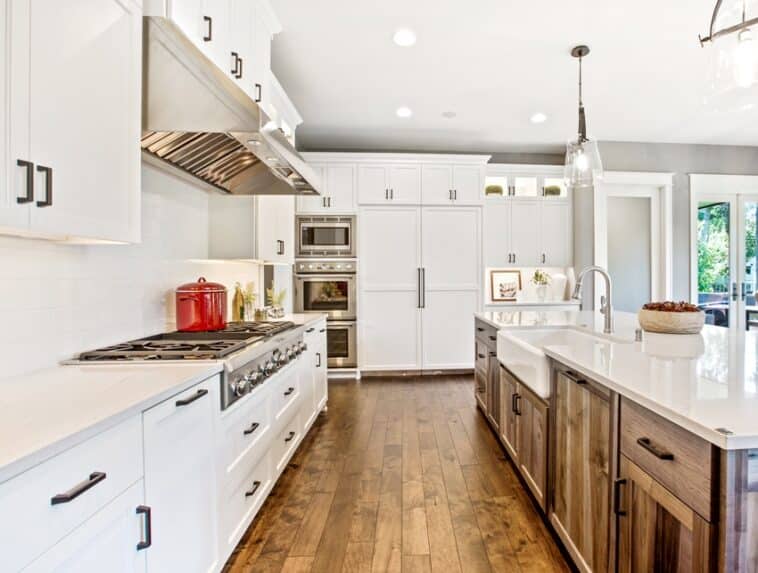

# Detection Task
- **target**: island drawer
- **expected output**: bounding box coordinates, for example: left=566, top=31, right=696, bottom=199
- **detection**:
left=619, top=398, right=715, bottom=520
left=475, top=320, right=497, bottom=347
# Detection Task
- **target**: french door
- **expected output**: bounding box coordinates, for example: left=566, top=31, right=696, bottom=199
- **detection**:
left=693, top=192, right=758, bottom=331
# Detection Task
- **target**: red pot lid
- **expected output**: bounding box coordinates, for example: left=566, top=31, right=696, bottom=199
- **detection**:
left=176, top=277, right=227, bottom=293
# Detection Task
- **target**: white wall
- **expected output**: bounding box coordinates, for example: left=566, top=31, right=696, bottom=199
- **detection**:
left=0, top=164, right=262, bottom=378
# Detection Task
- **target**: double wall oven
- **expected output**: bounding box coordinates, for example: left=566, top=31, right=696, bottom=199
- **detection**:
left=294, top=256, right=357, bottom=369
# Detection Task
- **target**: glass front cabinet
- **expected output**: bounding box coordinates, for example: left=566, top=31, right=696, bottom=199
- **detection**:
left=483, top=167, right=569, bottom=200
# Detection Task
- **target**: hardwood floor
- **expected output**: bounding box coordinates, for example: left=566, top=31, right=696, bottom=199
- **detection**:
left=223, top=375, right=570, bottom=573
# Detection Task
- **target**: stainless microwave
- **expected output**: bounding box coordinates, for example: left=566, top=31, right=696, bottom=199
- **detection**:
left=296, top=215, right=356, bottom=258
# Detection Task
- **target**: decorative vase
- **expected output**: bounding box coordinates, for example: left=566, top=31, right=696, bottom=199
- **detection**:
left=536, top=284, right=548, bottom=302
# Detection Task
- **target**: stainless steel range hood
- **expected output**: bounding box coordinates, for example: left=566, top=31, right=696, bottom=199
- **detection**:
left=141, top=17, right=320, bottom=196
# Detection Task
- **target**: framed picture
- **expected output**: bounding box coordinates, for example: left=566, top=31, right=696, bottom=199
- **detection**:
left=490, top=269, right=522, bottom=302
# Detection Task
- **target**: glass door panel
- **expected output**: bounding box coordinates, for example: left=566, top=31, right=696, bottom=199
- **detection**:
left=696, top=199, right=736, bottom=328
left=484, top=175, right=507, bottom=197
left=741, top=199, right=758, bottom=331
left=543, top=177, right=568, bottom=198
left=512, top=176, right=538, bottom=197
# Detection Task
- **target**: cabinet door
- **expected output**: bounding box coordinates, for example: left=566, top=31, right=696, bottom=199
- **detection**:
left=422, top=290, right=478, bottom=370
left=421, top=164, right=453, bottom=204
left=251, top=0, right=273, bottom=114
left=510, top=200, right=542, bottom=266
left=199, top=0, right=231, bottom=73
left=296, top=164, right=327, bottom=213
left=327, top=164, right=356, bottom=212
left=257, top=195, right=295, bottom=263
left=517, top=389, right=548, bottom=510
left=486, top=354, right=501, bottom=429
left=360, top=290, right=420, bottom=370
left=552, top=371, right=611, bottom=572
left=229, top=0, right=254, bottom=91
left=143, top=378, right=219, bottom=573
left=475, top=368, right=487, bottom=411
left=25, top=0, right=141, bottom=242
left=483, top=202, right=511, bottom=268
left=452, top=165, right=483, bottom=204
left=24, top=482, right=146, bottom=573
left=541, top=201, right=571, bottom=267
left=359, top=206, right=421, bottom=290
left=388, top=164, right=421, bottom=204
left=617, top=455, right=713, bottom=573
left=166, top=0, right=205, bottom=48
left=358, top=164, right=389, bottom=204
left=499, top=367, right=519, bottom=460
left=312, top=327, right=328, bottom=410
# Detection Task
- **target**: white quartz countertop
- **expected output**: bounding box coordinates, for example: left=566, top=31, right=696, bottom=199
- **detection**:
left=0, top=313, right=327, bottom=484
left=485, top=300, right=581, bottom=308
left=477, top=310, right=758, bottom=450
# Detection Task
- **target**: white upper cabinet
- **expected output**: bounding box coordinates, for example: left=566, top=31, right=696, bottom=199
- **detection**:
left=229, top=0, right=254, bottom=92
left=540, top=201, right=572, bottom=266
left=483, top=202, right=511, bottom=268
left=510, top=200, right=543, bottom=266
left=421, top=165, right=453, bottom=204
left=257, top=195, right=295, bottom=263
left=358, top=163, right=421, bottom=204
left=201, top=0, right=231, bottom=72
left=252, top=0, right=278, bottom=116
left=297, top=163, right=356, bottom=213
left=452, top=165, right=484, bottom=204
left=3, top=0, right=141, bottom=242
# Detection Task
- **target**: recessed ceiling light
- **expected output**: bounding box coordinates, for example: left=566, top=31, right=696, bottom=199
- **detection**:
left=393, top=28, right=417, bottom=47
left=396, top=106, right=413, bottom=118
left=530, top=112, right=548, bottom=124
left=442, top=111, right=457, bottom=119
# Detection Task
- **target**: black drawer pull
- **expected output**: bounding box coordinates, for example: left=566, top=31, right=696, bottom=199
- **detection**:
left=51, top=472, right=107, bottom=505
left=176, top=388, right=208, bottom=407
left=243, top=422, right=260, bottom=436
left=136, top=505, right=152, bottom=550
left=489, top=351, right=496, bottom=357
left=316, top=352, right=322, bottom=368
left=636, top=437, right=675, bottom=460
left=236, top=57, right=243, bottom=79
left=306, top=327, right=315, bottom=333
left=203, top=16, right=212, bottom=41
left=36, top=165, right=52, bottom=207
left=476, top=327, right=484, bottom=332
left=613, top=478, right=627, bottom=516
left=255, top=83, right=262, bottom=103
left=245, top=480, right=262, bottom=497
left=16, top=159, right=34, bottom=203
left=477, top=353, right=485, bottom=359
left=563, top=371, right=587, bottom=385
left=489, top=335, right=496, bottom=341
left=319, top=328, right=326, bottom=333
left=285, top=431, right=296, bottom=442
left=231, top=51, right=239, bottom=75
left=513, top=394, right=522, bottom=416
left=283, top=387, right=295, bottom=396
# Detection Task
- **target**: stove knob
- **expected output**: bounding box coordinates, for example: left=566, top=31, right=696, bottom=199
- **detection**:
left=247, top=371, right=263, bottom=387
left=233, top=378, right=249, bottom=397
left=263, top=360, right=276, bottom=375
left=300, top=341, right=308, bottom=353
left=278, top=351, right=290, bottom=365
left=287, top=347, right=296, bottom=360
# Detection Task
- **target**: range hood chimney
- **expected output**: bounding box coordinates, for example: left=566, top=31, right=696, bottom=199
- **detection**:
left=141, top=17, right=320, bottom=196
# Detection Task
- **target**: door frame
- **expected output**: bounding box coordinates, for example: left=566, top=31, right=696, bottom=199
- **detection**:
left=594, top=171, right=674, bottom=308
left=690, top=174, right=758, bottom=330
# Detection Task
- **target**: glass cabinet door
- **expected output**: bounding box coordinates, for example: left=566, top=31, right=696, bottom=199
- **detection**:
left=512, top=176, right=539, bottom=197
left=484, top=175, right=508, bottom=198
left=543, top=177, right=568, bottom=198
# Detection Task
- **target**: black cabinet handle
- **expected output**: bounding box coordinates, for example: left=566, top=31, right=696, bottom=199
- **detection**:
left=542, top=253, right=546, bottom=264
left=477, top=353, right=485, bottom=359
left=51, top=472, right=107, bottom=505
left=511, top=393, right=517, bottom=414
left=136, top=505, right=152, bottom=550
left=613, top=478, right=627, bottom=516
left=237, top=57, right=243, bottom=79
left=283, top=387, right=295, bottom=396
left=245, top=480, right=261, bottom=498
left=276, top=240, right=285, bottom=255
left=489, top=335, right=496, bottom=341
left=488, top=351, right=496, bottom=357
left=16, top=159, right=34, bottom=203
left=255, top=83, right=262, bottom=103
left=319, top=328, right=326, bottom=333
left=316, top=352, right=321, bottom=368
left=636, top=437, right=675, bottom=461
left=476, top=327, right=484, bottom=332
left=231, top=51, right=239, bottom=76
left=36, top=165, right=52, bottom=207
left=563, top=371, right=587, bottom=385
left=284, top=431, right=296, bottom=442
left=243, top=422, right=260, bottom=436
left=176, top=388, right=208, bottom=407
left=514, top=394, right=522, bottom=416
left=306, top=327, right=315, bottom=333
left=454, top=189, right=457, bottom=200
left=203, top=16, right=212, bottom=41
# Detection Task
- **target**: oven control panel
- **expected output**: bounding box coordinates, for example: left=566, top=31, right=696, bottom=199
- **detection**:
left=295, top=260, right=356, bottom=274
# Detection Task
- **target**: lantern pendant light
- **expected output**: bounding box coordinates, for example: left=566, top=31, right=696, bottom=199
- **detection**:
left=564, top=45, right=603, bottom=190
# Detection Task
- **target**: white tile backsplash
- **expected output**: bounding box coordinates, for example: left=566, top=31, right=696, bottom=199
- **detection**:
left=0, top=164, right=263, bottom=378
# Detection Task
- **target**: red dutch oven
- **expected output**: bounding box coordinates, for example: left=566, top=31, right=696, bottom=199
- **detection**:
left=175, top=277, right=227, bottom=332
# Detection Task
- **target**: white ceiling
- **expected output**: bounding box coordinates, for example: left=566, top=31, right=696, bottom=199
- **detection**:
left=270, top=0, right=758, bottom=153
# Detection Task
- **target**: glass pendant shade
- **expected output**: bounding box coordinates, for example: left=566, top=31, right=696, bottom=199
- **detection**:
left=564, top=139, right=603, bottom=190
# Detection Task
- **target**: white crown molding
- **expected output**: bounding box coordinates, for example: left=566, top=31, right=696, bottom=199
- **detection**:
left=300, top=152, right=492, bottom=165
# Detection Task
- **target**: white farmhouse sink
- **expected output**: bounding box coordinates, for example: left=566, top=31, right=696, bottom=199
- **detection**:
left=497, top=328, right=624, bottom=399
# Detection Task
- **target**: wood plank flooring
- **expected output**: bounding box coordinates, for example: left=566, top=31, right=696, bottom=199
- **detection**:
left=223, top=375, right=569, bottom=573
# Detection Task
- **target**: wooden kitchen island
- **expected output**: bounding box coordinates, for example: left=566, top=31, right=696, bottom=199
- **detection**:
left=475, top=312, right=758, bottom=573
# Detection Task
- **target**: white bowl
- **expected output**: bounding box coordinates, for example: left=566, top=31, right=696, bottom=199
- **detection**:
left=638, top=309, right=705, bottom=335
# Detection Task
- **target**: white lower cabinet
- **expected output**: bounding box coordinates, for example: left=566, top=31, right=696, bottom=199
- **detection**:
left=143, top=377, right=220, bottom=573
left=24, top=482, right=147, bottom=573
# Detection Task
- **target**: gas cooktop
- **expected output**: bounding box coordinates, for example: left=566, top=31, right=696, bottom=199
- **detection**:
left=76, top=321, right=295, bottom=361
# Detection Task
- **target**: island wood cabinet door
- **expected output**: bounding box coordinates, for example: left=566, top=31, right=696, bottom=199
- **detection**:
left=516, top=385, right=548, bottom=511
left=143, top=377, right=219, bottom=573
left=551, top=369, right=611, bottom=573
left=485, top=352, right=500, bottom=430
left=499, top=367, right=519, bottom=461
left=616, top=455, right=714, bottom=573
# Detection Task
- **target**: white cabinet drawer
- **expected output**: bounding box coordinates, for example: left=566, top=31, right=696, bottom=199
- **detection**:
left=217, top=387, right=272, bottom=481
left=220, top=450, right=273, bottom=553
left=0, top=416, right=142, bottom=572
left=271, top=363, right=301, bottom=425
left=274, top=413, right=302, bottom=475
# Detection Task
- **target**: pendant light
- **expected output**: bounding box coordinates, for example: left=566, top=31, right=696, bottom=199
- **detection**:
left=700, top=0, right=758, bottom=93
left=564, top=45, right=603, bottom=190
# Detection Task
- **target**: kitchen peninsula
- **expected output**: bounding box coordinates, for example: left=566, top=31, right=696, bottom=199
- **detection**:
left=475, top=309, right=758, bottom=572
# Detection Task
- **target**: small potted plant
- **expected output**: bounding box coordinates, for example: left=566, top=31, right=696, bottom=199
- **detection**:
left=531, top=269, right=551, bottom=301
left=266, top=287, right=287, bottom=319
